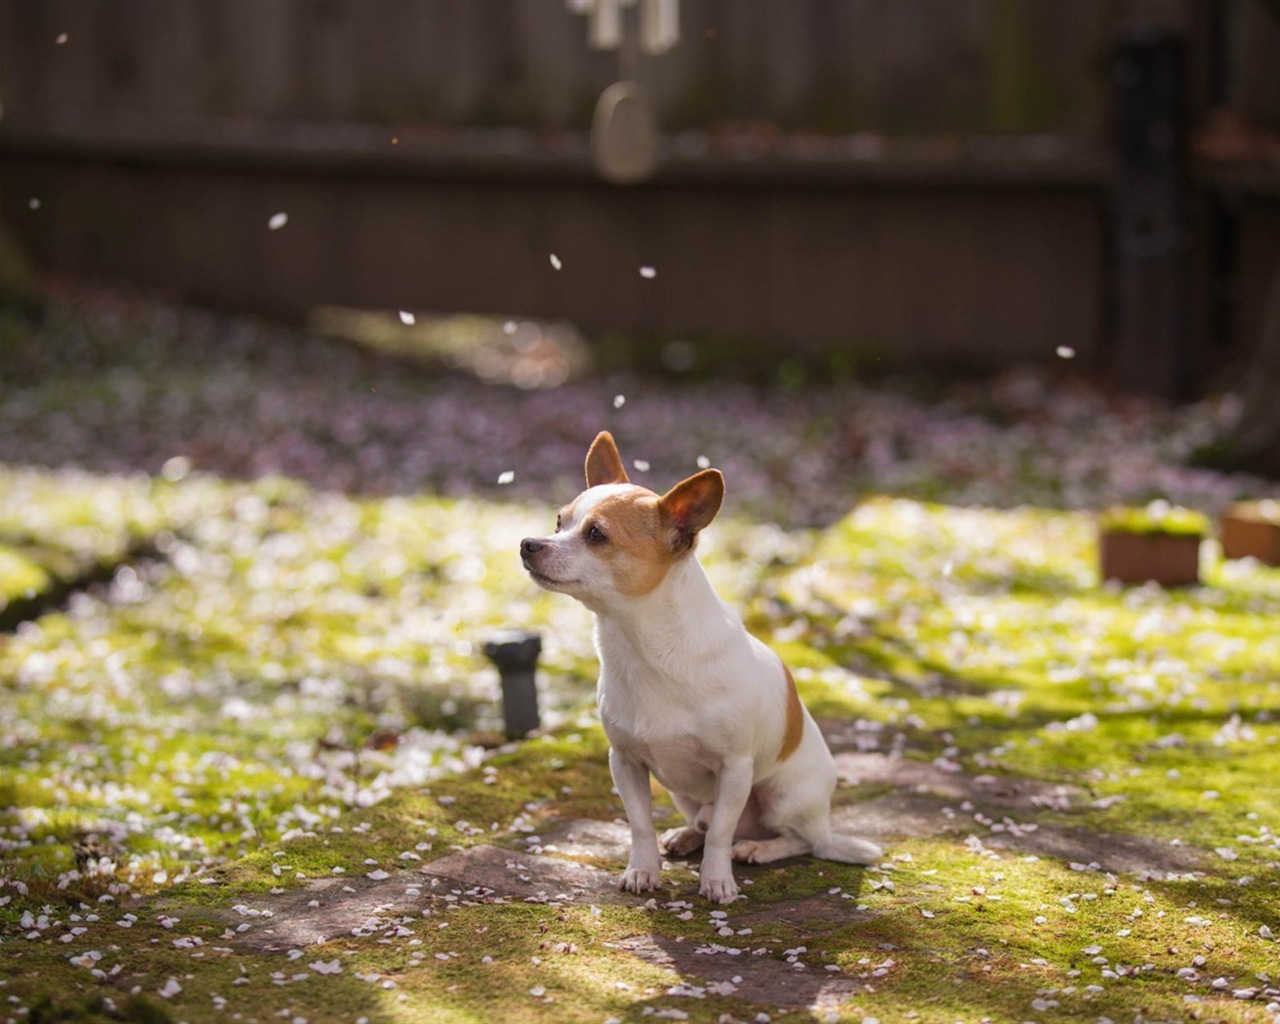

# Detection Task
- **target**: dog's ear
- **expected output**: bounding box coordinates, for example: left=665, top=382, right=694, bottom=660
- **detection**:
left=585, top=431, right=630, bottom=488
left=659, top=469, right=723, bottom=551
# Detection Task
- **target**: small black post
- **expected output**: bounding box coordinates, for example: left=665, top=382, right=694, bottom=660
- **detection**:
left=483, top=630, right=542, bottom=739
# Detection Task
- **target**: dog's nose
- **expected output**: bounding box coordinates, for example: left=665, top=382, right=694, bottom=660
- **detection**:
left=520, top=538, right=546, bottom=561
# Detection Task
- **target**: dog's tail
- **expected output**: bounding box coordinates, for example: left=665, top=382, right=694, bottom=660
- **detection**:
left=813, top=833, right=882, bottom=865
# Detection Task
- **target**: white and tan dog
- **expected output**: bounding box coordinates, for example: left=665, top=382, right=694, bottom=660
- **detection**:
left=520, top=432, right=881, bottom=903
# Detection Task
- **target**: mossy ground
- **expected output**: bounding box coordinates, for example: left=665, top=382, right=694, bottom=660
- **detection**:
left=2, top=301, right=1279, bottom=1022
left=3, top=469, right=1278, bottom=1024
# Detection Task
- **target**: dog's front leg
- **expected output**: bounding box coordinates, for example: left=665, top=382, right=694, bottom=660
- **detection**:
left=609, top=747, right=661, bottom=893
left=698, top=756, right=753, bottom=903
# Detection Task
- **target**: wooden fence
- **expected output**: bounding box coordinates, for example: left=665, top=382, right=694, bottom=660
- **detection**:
left=1, top=0, right=1279, bottom=394
left=0, top=0, right=1169, bottom=135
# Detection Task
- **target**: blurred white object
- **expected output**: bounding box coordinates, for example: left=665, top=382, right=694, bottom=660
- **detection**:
left=640, top=0, right=679, bottom=55
left=592, top=81, right=658, bottom=184
left=569, top=0, right=678, bottom=55
left=590, top=0, right=625, bottom=49
left=570, top=0, right=676, bottom=183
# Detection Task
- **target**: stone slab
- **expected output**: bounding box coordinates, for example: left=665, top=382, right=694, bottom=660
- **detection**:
left=612, top=932, right=864, bottom=1010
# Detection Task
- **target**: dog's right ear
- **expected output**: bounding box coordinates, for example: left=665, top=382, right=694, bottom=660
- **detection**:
left=585, top=431, right=630, bottom=488
left=658, top=469, right=723, bottom=552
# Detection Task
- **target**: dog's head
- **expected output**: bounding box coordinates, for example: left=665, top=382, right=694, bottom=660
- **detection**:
left=520, top=431, right=723, bottom=605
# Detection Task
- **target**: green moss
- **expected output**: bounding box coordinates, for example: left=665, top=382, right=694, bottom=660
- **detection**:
left=1100, top=503, right=1210, bottom=537
left=26, top=992, right=174, bottom=1024
left=0, top=544, right=50, bottom=604
left=5, top=465, right=1280, bottom=1023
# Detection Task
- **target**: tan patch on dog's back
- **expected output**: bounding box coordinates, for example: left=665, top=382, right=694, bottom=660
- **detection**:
left=778, top=661, right=804, bottom=762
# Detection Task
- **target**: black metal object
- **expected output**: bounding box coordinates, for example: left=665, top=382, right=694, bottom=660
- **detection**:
left=1111, top=31, right=1191, bottom=399
left=483, top=630, right=543, bottom=739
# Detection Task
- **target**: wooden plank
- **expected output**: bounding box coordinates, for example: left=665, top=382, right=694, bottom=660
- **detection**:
left=0, top=143, right=1109, bottom=375
left=0, top=0, right=1124, bottom=135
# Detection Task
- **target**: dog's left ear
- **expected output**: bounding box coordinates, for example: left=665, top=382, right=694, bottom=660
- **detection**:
left=659, top=469, right=724, bottom=551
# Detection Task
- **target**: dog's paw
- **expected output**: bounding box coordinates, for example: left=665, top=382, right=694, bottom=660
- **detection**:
left=699, top=873, right=740, bottom=904
left=731, top=839, right=764, bottom=863
left=618, top=864, right=660, bottom=894
left=660, top=826, right=706, bottom=857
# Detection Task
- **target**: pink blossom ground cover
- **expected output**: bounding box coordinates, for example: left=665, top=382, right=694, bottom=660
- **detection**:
left=0, top=289, right=1269, bottom=527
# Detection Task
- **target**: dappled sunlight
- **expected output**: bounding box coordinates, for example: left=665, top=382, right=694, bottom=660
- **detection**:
left=4, top=298, right=1280, bottom=1021
left=748, top=498, right=1280, bottom=1005
left=4, top=458, right=1280, bottom=1020
left=0, top=462, right=601, bottom=891
left=309, top=306, right=593, bottom=392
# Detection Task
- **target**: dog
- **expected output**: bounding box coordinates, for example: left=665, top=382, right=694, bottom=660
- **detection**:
left=520, top=432, right=881, bottom=903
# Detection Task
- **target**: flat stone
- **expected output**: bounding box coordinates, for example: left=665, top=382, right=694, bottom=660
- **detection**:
left=836, top=752, right=1084, bottom=810
left=613, top=932, right=863, bottom=1010
left=224, top=842, right=640, bottom=952
left=733, top=892, right=874, bottom=930
left=537, top=818, right=631, bottom=861
left=423, top=843, right=639, bottom=904
left=833, top=793, right=962, bottom=842
left=225, top=875, right=426, bottom=952
left=984, top=824, right=1203, bottom=876
left=837, top=792, right=1202, bottom=877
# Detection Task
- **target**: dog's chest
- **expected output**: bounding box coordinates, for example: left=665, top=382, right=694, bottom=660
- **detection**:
left=594, top=615, right=744, bottom=800
left=608, top=723, right=720, bottom=801
left=599, top=706, right=721, bottom=798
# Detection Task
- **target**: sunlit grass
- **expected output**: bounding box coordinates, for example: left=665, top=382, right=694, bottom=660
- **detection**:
left=3, top=468, right=1279, bottom=1022
left=0, top=467, right=602, bottom=896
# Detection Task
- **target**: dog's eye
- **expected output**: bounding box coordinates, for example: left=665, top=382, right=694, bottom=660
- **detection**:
left=586, top=524, right=608, bottom=544
left=555, top=514, right=562, bottom=533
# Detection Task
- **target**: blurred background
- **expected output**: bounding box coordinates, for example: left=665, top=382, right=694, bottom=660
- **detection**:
left=1, top=0, right=1277, bottom=403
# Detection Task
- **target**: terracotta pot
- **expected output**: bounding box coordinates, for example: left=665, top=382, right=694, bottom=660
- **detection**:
left=1220, top=502, right=1280, bottom=566
left=1099, top=528, right=1202, bottom=587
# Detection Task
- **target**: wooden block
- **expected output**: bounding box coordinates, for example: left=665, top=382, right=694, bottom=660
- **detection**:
left=1220, top=502, right=1280, bottom=565
left=1099, top=529, right=1202, bottom=587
